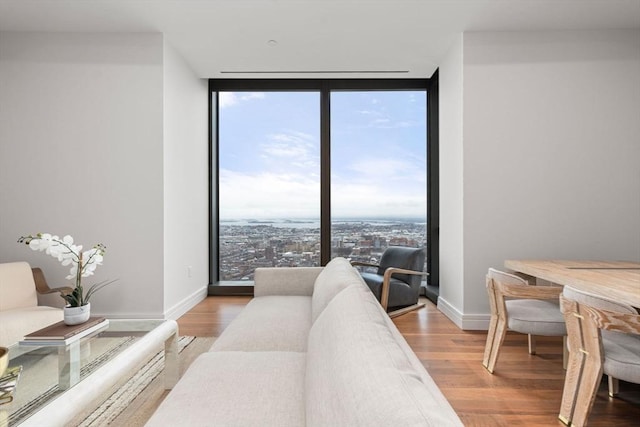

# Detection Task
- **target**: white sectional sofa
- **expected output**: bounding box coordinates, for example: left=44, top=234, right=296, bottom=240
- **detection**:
left=145, top=257, right=463, bottom=427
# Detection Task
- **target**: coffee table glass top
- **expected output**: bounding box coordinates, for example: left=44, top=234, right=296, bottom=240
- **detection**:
left=2, top=319, right=166, bottom=426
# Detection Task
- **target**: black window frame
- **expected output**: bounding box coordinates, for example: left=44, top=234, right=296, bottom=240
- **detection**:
left=208, top=76, right=439, bottom=295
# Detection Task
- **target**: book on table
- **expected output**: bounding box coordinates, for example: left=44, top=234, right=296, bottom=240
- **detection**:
left=21, top=317, right=109, bottom=345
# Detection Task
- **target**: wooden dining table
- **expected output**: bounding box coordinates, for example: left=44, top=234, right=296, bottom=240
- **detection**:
left=504, top=259, right=640, bottom=427
left=504, top=259, right=640, bottom=308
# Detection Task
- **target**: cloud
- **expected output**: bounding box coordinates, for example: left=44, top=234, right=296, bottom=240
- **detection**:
left=219, top=169, right=320, bottom=219
left=374, top=120, right=422, bottom=129
left=217, top=91, right=426, bottom=219
left=331, top=180, right=426, bottom=218
left=346, top=157, right=426, bottom=184
left=357, top=110, right=383, bottom=116
left=355, top=109, right=422, bottom=129
left=219, top=92, right=265, bottom=109
left=260, top=130, right=319, bottom=170
left=269, top=130, right=314, bottom=143
left=219, top=167, right=425, bottom=220
left=330, top=155, right=426, bottom=217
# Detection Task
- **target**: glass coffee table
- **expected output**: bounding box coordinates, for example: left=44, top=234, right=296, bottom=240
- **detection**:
left=1, top=319, right=178, bottom=426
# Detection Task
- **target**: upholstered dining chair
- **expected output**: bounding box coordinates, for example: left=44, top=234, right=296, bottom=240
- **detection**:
left=482, top=268, right=567, bottom=374
left=558, top=286, right=640, bottom=427
left=351, top=246, right=427, bottom=318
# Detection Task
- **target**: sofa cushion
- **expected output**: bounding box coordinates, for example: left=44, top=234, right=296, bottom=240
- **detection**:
left=145, top=351, right=306, bottom=427
left=306, top=284, right=463, bottom=427
left=210, top=295, right=311, bottom=352
left=311, top=257, right=366, bottom=323
left=0, top=306, right=64, bottom=347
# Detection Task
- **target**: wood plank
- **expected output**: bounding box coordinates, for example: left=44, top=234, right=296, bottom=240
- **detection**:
left=505, top=260, right=640, bottom=308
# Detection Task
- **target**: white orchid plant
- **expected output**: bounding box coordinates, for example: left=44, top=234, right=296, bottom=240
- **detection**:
left=18, top=233, right=115, bottom=307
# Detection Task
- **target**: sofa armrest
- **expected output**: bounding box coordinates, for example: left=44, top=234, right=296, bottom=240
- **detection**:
left=254, top=267, right=323, bottom=297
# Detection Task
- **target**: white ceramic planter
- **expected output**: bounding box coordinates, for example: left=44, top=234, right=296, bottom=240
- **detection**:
left=64, top=303, right=91, bottom=325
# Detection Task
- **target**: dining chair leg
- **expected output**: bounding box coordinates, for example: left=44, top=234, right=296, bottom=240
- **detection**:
left=559, top=299, right=584, bottom=426
left=483, top=312, right=498, bottom=371
left=559, top=299, right=604, bottom=427
left=570, top=352, right=603, bottom=427
left=608, top=376, right=619, bottom=397
left=483, top=315, right=507, bottom=374
left=558, top=345, right=583, bottom=425
left=528, top=334, right=536, bottom=355
left=483, top=280, right=505, bottom=374
left=562, top=335, right=568, bottom=370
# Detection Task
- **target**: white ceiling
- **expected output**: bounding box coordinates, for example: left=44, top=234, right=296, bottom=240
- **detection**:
left=1, top=0, right=639, bottom=78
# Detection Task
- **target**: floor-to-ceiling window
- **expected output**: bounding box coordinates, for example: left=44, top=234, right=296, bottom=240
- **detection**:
left=209, top=79, right=438, bottom=293
left=218, top=91, right=320, bottom=280
left=330, top=91, right=427, bottom=272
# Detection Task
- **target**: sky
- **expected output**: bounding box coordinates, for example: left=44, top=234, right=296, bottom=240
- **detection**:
left=218, top=90, right=427, bottom=220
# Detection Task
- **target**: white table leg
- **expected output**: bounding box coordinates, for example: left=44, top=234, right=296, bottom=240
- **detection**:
left=164, top=329, right=179, bottom=389
left=58, top=341, right=81, bottom=390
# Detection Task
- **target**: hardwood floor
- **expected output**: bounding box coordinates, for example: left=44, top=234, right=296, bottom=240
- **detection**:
left=177, top=295, right=640, bottom=426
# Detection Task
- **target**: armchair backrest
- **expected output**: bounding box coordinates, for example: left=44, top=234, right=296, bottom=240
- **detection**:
left=378, top=247, right=425, bottom=287
left=0, top=262, right=38, bottom=311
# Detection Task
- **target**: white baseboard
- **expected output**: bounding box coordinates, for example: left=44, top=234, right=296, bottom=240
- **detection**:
left=95, top=312, right=165, bottom=319
left=97, top=285, right=208, bottom=320
left=437, top=296, right=491, bottom=331
left=164, top=285, right=209, bottom=320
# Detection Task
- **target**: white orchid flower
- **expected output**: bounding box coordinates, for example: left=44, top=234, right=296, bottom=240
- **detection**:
left=66, top=263, right=78, bottom=280
left=29, top=238, right=48, bottom=251
left=18, top=233, right=111, bottom=307
left=44, top=235, right=60, bottom=255
left=49, top=244, right=63, bottom=258
left=29, top=233, right=52, bottom=251
left=69, top=245, right=82, bottom=257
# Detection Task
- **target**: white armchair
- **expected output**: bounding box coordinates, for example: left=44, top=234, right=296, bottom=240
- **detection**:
left=0, top=262, right=71, bottom=348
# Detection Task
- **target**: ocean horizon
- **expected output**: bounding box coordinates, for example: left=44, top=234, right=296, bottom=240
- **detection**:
left=220, top=217, right=426, bottom=229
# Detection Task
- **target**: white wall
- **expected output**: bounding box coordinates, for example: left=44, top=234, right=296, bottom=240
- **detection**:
left=162, top=42, right=209, bottom=318
left=438, top=29, right=640, bottom=329
left=0, top=32, right=209, bottom=319
left=0, top=32, right=165, bottom=316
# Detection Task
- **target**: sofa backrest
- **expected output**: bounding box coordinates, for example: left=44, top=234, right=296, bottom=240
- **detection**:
left=254, top=266, right=322, bottom=297
left=306, top=283, right=463, bottom=427
left=310, top=257, right=366, bottom=323
left=0, top=262, right=38, bottom=311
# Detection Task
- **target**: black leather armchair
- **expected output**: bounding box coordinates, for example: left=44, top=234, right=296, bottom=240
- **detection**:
left=351, top=246, right=428, bottom=317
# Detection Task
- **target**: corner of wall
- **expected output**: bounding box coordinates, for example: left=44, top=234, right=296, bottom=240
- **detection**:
left=161, top=41, right=209, bottom=313
left=437, top=296, right=490, bottom=330
left=437, top=32, right=465, bottom=324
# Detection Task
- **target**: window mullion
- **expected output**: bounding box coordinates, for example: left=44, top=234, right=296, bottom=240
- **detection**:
left=320, top=83, right=331, bottom=265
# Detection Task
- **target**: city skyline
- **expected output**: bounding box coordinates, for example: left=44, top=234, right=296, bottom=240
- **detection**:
left=219, top=217, right=426, bottom=281
left=218, top=90, right=427, bottom=220
left=220, top=216, right=426, bottom=222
